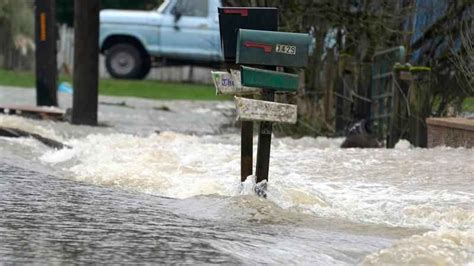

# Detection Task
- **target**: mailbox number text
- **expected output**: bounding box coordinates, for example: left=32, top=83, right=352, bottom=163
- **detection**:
left=275, top=44, right=296, bottom=55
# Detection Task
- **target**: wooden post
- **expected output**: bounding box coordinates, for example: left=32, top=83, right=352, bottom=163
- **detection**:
left=35, top=0, right=58, bottom=107
left=388, top=70, right=411, bottom=148
left=326, top=48, right=337, bottom=131
left=408, top=70, right=431, bottom=147
left=255, top=89, right=275, bottom=184
left=241, top=119, right=253, bottom=182
left=71, top=0, right=100, bottom=125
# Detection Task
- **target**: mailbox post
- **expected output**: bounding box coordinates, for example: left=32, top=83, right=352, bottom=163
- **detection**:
left=236, top=29, right=311, bottom=184
left=217, top=7, right=278, bottom=182
left=214, top=8, right=311, bottom=194
left=236, top=65, right=300, bottom=183
left=255, top=88, right=274, bottom=183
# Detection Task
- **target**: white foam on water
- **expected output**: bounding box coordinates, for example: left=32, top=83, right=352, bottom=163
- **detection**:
left=271, top=139, right=473, bottom=230
left=37, top=131, right=474, bottom=232
left=4, top=114, right=473, bottom=263
left=40, top=132, right=242, bottom=198
left=0, top=114, right=63, bottom=141
left=394, top=139, right=412, bottom=149
left=363, top=229, right=474, bottom=265
left=1, top=136, right=42, bottom=148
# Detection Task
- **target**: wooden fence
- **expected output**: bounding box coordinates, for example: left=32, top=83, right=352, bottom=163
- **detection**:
left=370, top=46, right=406, bottom=144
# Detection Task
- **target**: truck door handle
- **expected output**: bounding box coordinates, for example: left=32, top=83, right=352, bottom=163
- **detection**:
left=197, top=23, right=208, bottom=29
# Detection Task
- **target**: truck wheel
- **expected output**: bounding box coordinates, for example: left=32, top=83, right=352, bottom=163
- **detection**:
left=105, top=43, right=150, bottom=79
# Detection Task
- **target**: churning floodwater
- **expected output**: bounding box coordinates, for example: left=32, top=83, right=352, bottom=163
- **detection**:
left=0, top=91, right=473, bottom=264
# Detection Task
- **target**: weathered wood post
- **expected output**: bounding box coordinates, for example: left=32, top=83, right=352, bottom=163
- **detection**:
left=72, top=0, right=100, bottom=125
left=35, top=0, right=58, bottom=107
left=408, top=67, right=432, bottom=147
left=240, top=118, right=254, bottom=181
left=255, top=88, right=274, bottom=183
left=388, top=64, right=412, bottom=148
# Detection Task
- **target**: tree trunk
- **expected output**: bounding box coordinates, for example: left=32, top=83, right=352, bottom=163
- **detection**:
left=72, top=0, right=100, bottom=125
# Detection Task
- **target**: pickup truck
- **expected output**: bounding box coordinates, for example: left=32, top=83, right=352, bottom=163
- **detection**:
left=100, top=0, right=222, bottom=79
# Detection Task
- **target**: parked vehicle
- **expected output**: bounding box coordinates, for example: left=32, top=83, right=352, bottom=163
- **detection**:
left=100, top=0, right=222, bottom=79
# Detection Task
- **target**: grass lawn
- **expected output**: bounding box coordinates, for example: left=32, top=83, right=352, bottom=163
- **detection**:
left=1, top=69, right=471, bottom=109
left=0, top=69, right=229, bottom=101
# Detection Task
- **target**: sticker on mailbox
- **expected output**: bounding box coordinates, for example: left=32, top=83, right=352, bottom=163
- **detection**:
left=275, top=44, right=296, bottom=55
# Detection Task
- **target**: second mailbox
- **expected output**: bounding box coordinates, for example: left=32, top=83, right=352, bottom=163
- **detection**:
left=218, top=7, right=278, bottom=62
left=236, top=29, right=312, bottom=68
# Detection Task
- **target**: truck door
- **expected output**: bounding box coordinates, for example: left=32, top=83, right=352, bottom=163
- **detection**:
left=159, top=0, right=221, bottom=62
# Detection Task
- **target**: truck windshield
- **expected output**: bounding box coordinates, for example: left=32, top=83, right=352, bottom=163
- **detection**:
left=157, top=0, right=171, bottom=13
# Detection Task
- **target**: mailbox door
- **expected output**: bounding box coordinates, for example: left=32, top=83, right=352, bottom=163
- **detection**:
left=218, top=7, right=278, bottom=62
left=236, top=29, right=312, bottom=68
left=240, top=66, right=299, bottom=92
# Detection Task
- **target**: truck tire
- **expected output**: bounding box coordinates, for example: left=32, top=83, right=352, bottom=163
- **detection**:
left=105, top=43, right=151, bottom=79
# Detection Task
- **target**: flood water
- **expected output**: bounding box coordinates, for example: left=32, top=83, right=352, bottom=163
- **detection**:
left=0, top=89, right=473, bottom=264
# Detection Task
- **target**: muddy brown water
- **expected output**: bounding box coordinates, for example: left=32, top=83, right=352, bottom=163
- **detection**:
left=0, top=87, right=473, bottom=264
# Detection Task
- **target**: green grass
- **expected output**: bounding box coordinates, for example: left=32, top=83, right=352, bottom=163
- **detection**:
left=0, top=69, right=229, bottom=101
left=0, top=69, right=36, bottom=88
left=463, top=97, right=474, bottom=112
left=1, top=69, right=469, bottom=108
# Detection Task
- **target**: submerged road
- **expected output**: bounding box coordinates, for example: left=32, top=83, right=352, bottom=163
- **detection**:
left=0, top=86, right=237, bottom=136
left=0, top=86, right=473, bottom=264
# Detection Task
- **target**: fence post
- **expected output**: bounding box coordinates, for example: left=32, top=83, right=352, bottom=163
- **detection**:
left=408, top=68, right=432, bottom=147
left=35, top=0, right=58, bottom=107
left=388, top=67, right=411, bottom=148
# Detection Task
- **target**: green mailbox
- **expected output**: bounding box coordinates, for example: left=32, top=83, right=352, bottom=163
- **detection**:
left=236, top=29, right=312, bottom=68
left=240, top=66, right=299, bottom=92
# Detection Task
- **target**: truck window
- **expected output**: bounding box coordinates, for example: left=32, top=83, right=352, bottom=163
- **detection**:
left=171, top=0, right=208, bottom=17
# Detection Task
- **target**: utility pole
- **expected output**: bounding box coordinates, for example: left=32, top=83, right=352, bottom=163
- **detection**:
left=72, top=0, right=100, bottom=125
left=35, top=0, right=58, bottom=107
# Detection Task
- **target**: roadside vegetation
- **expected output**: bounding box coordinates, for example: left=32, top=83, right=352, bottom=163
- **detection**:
left=464, top=98, right=474, bottom=112
left=0, top=69, right=229, bottom=101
